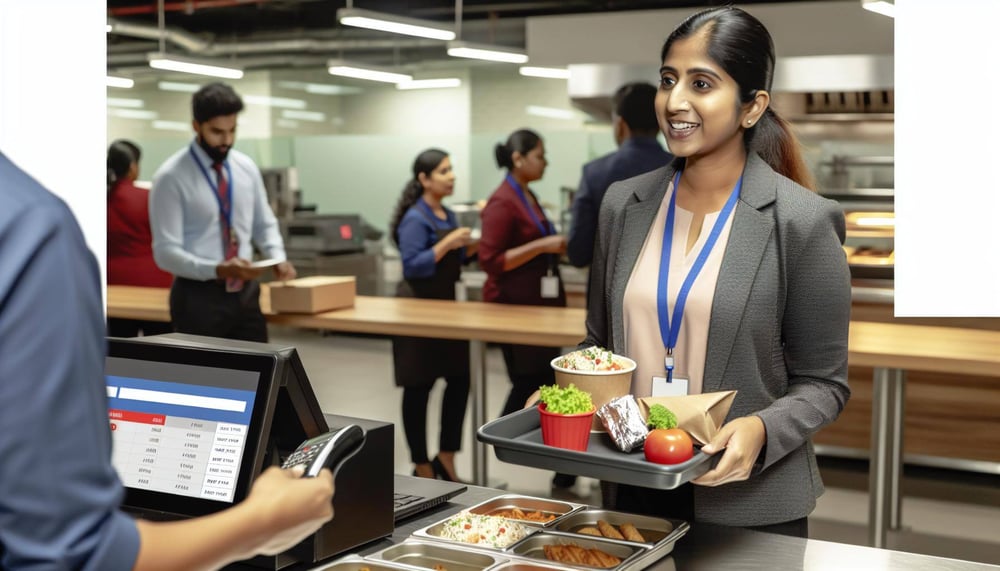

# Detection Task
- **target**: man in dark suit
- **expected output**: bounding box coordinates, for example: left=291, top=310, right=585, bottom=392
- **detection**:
left=567, top=82, right=673, bottom=268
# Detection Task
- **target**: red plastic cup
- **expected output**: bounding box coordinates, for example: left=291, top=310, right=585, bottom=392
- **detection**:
left=538, top=403, right=595, bottom=451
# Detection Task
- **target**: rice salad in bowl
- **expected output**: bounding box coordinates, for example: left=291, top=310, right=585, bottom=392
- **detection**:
left=553, top=346, right=636, bottom=374
left=436, top=511, right=529, bottom=548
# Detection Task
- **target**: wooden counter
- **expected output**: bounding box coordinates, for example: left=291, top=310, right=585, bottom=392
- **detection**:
left=106, top=285, right=1000, bottom=548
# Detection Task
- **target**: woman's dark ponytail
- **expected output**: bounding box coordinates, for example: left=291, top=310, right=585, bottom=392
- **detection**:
left=388, top=179, right=424, bottom=246
left=494, top=143, right=513, bottom=169
left=748, top=107, right=815, bottom=190
left=107, top=140, right=140, bottom=197
left=388, top=148, right=449, bottom=245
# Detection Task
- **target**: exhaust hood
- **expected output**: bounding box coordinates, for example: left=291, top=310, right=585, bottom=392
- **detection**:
left=568, top=55, right=894, bottom=122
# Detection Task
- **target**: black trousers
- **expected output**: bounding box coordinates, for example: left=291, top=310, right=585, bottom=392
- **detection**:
left=608, top=482, right=810, bottom=538
left=169, top=278, right=268, bottom=342
left=401, top=375, right=470, bottom=464
left=499, top=344, right=558, bottom=417
left=107, top=318, right=173, bottom=338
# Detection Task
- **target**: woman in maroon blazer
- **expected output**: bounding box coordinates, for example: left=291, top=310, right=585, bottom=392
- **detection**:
left=479, top=129, right=567, bottom=416
left=107, top=140, right=173, bottom=337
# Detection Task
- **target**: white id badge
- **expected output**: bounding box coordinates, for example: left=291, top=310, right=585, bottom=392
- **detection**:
left=455, top=280, right=468, bottom=302
left=541, top=275, right=560, bottom=298
left=652, top=375, right=689, bottom=397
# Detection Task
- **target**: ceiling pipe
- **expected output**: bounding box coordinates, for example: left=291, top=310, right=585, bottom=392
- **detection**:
left=109, top=17, right=440, bottom=56
left=108, top=0, right=279, bottom=17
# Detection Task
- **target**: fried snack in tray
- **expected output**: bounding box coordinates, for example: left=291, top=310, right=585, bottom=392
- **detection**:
left=492, top=507, right=557, bottom=523
left=619, top=523, right=646, bottom=543
left=575, top=520, right=647, bottom=543
left=596, top=520, right=625, bottom=540
left=543, top=544, right=621, bottom=568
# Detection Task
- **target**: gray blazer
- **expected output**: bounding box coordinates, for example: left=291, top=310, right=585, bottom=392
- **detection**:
left=585, top=153, right=851, bottom=526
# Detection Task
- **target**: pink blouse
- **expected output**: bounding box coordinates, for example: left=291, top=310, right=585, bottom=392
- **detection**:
left=622, top=179, right=735, bottom=397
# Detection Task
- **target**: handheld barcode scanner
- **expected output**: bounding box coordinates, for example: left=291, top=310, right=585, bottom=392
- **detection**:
left=281, top=424, right=366, bottom=478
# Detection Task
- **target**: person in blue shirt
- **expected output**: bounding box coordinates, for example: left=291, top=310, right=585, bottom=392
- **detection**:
left=567, top=82, right=674, bottom=268
left=388, top=149, right=478, bottom=482
left=150, top=82, right=296, bottom=342
left=0, top=151, right=334, bottom=570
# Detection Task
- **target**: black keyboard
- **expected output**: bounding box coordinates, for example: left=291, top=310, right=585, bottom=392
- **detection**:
left=393, top=492, right=425, bottom=509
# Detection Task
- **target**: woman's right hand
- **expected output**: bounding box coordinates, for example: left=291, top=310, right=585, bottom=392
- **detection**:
left=443, top=227, right=473, bottom=251
left=538, top=234, right=567, bottom=254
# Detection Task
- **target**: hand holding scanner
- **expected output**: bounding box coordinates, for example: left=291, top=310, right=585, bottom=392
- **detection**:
left=281, top=425, right=366, bottom=478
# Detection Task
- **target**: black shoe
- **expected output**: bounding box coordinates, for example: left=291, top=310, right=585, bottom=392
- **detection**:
left=552, top=473, right=577, bottom=489
left=431, top=456, right=458, bottom=482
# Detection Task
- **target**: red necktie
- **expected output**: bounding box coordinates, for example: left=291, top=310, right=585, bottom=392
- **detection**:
left=213, top=162, right=243, bottom=292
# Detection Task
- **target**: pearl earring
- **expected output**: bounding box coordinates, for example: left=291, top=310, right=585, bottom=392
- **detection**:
left=747, top=119, right=753, bottom=125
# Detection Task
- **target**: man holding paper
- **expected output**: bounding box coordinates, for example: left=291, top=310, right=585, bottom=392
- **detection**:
left=150, top=82, right=295, bottom=342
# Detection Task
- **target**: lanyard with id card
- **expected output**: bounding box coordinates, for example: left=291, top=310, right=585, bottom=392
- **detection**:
left=506, top=174, right=560, bottom=299
left=652, top=170, right=741, bottom=397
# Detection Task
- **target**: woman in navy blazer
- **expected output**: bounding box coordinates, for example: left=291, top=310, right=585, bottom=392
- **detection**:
left=584, top=7, right=850, bottom=536
left=479, top=129, right=567, bottom=417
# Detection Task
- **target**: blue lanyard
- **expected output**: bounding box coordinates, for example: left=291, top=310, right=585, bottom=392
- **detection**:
left=506, top=174, right=552, bottom=237
left=416, top=198, right=452, bottom=230
left=188, top=144, right=234, bottom=229
left=657, top=170, right=741, bottom=374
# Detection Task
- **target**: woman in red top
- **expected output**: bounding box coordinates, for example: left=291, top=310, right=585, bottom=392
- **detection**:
left=107, top=140, right=173, bottom=337
left=479, top=129, right=567, bottom=416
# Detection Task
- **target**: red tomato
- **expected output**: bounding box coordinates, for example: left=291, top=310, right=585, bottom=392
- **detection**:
left=644, top=428, right=694, bottom=464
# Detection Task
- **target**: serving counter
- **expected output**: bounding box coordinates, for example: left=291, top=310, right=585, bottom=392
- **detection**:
left=286, top=481, right=998, bottom=571
left=106, top=286, right=1000, bottom=549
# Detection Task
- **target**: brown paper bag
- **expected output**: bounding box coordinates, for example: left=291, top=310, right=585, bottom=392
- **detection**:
left=638, top=391, right=737, bottom=445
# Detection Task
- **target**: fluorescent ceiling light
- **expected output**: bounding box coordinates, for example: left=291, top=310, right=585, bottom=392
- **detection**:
left=109, top=108, right=158, bottom=120
left=447, top=41, right=528, bottom=64
left=147, top=53, right=243, bottom=79
left=327, top=59, right=412, bottom=83
left=152, top=120, right=190, bottom=132
left=519, top=66, right=570, bottom=79
left=861, top=0, right=895, bottom=17
left=277, top=118, right=300, bottom=129
left=243, top=94, right=307, bottom=109
left=106, top=75, right=135, bottom=89
left=158, top=81, right=201, bottom=93
left=107, top=97, right=144, bottom=108
left=277, top=80, right=363, bottom=95
left=396, top=78, right=462, bottom=90
left=337, top=7, right=455, bottom=41
left=526, top=105, right=578, bottom=121
left=281, top=109, right=327, bottom=122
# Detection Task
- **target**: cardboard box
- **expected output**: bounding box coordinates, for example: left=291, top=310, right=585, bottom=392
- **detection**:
left=268, top=276, right=355, bottom=314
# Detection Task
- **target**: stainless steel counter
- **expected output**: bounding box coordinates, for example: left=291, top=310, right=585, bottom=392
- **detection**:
left=303, top=482, right=998, bottom=571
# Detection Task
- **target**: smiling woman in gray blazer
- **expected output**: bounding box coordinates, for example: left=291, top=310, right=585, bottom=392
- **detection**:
left=584, top=7, right=851, bottom=537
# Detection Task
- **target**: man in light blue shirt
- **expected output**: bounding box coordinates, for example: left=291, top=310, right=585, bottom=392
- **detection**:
left=150, top=82, right=295, bottom=342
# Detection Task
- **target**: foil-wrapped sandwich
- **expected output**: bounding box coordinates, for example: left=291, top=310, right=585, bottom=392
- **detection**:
left=597, top=395, right=649, bottom=452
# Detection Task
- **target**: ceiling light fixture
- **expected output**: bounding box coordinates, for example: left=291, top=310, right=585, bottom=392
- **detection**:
left=327, top=59, right=412, bottom=84
left=281, top=109, right=327, bottom=122
left=107, top=97, right=145, bottom=108
left=519, top=66, right=570, bottom=79
left=107, top=75, right=135, bottom=89
left=861, top=0, right=895, bottom=18
left=337, top=7, right=455, bottom=41
left=447, top=41, right=528, bottom=64
left=243, top=94, right=307, bottom=109
left=151, top=120, right=190, bottom=132
left=148, top=53, right=244, bottom=79
left=158, top=81, right=201, bottom=93
left=526, top=105, right=578, bottom=121
left=396, top=78, right=462, bottom=90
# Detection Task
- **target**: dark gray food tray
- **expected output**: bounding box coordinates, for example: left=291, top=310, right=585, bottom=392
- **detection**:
left=477, top=407, right=715, bottom=490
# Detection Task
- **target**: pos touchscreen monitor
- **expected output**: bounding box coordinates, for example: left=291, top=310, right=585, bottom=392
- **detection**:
left=105, top=333, right=328, bottom=520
